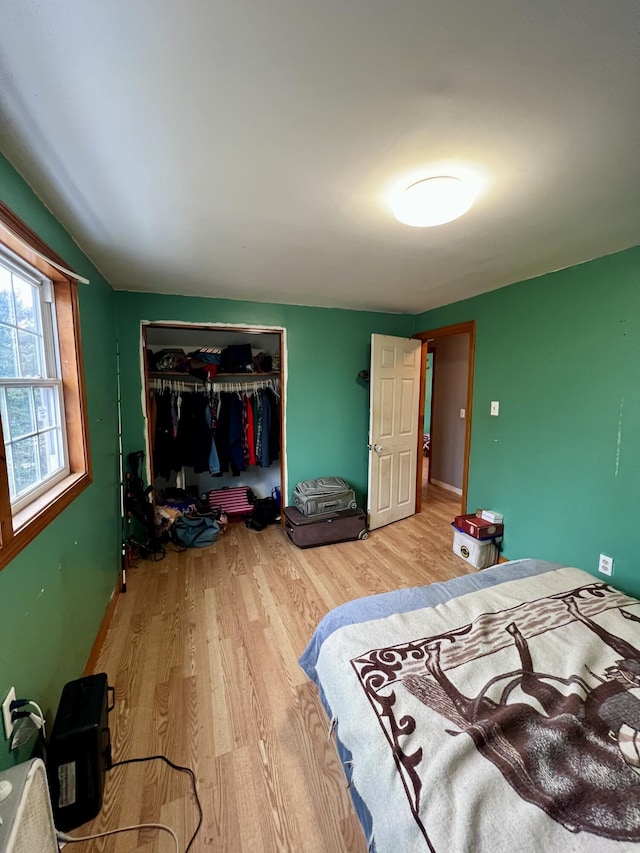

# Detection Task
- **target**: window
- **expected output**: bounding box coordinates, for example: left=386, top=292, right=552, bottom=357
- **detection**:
left=0, top=201, right=91, bottom=570
left=0, top=249, right=69, bottom=511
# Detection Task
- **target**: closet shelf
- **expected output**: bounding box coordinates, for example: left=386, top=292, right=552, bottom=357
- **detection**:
left=148, top=371, right=279, bottom=381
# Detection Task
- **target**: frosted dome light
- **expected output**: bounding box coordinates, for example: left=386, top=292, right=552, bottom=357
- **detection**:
left=391, top=176, right=477, bottom=227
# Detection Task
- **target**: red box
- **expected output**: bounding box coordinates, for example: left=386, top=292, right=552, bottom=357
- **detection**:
left=454, top=513, right=504, bottom=540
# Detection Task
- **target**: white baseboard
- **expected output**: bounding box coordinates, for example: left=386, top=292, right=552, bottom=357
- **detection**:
left=431, top=478, right=463, bottom=495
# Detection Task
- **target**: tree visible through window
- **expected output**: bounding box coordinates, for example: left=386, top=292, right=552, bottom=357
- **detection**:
left=0, top=199, right=90, bottom=571
left=0, top=248, right=69, bottom=511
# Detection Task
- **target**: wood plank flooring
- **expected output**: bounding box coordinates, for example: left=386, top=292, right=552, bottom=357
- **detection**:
left=84, top=485, right=469, bottom=852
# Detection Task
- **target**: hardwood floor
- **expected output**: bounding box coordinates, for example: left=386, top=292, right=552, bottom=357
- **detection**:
left=84, top=487, right=467, bottom=852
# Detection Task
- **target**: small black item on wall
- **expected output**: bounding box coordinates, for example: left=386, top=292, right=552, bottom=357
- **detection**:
left=357, top=369, right=370, bottom=387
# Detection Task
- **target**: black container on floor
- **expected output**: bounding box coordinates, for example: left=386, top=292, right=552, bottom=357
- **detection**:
left=284, top=505, right=368, bottom=548
left=48, top=673, right=113, bottom=831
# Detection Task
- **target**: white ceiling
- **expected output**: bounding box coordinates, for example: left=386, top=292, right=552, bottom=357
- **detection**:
left=1, top=1, right=638, bottom=314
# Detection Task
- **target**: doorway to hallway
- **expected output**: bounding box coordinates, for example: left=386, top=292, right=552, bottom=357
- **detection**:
left=414, top=321, right=475, bottom=520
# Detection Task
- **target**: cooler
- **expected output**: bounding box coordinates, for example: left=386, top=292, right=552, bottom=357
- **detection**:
left=452, top=525, right=499, bottom=570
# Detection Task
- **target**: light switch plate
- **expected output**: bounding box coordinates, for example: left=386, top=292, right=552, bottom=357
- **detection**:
left=490, top=401, right=499, bottom=416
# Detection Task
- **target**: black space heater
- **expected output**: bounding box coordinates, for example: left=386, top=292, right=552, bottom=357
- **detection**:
left=48, top=673, right=114, bottom=831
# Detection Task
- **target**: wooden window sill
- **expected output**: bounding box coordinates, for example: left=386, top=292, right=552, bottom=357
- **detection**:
left=0, top=471, right=92, bottom=571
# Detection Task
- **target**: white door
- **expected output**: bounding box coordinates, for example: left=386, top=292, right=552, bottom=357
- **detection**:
left=367, top=334, right=422, bottom=531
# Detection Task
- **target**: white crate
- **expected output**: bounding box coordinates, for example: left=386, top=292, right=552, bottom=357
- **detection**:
left=452, top=527, right=498, bottom=570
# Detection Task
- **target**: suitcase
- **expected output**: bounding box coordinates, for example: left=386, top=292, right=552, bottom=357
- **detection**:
left=284, top=505, right=368, bottom=548
left=293, top=477, right=358, bottom=516
left=205, top=486, right=254, bottom=521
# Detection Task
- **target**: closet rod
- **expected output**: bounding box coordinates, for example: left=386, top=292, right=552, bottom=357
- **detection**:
left=149, top=376, right=280, bottom=394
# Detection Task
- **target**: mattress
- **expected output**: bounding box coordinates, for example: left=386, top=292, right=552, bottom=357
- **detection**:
left=299, top=559, right=640, bottom=852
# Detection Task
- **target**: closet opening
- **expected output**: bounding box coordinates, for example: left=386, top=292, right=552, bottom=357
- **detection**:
left=141, top=322, right=286, bottom=523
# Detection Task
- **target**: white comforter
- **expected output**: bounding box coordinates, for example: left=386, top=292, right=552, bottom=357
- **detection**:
left=314, top=567, right=640, bottom=853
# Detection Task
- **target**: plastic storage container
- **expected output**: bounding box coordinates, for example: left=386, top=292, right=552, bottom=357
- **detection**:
left=452, top=525, right=499, bottom=570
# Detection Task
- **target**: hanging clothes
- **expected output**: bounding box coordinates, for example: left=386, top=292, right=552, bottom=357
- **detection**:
left=153, top=389, right=180, bottom=478
left=241, top=394, right=250, bottom=466
left=264, top=387, right=280, bottom=463
left=259, top=389, right=272, bottom=468
left=213, top=392, right=246, bottom=476
left=150, top=378, right=280, bottom=479
left=215, top=393, right=232, bottom=475
left=227, top=392, right=247, bottom=476
left=254, top=391, right=264, bottom=463
left=245, top=396, right=256, bottom=466
left=176, top=392, right=213, bottom=473
left=205, top=404, right=220, bottom=475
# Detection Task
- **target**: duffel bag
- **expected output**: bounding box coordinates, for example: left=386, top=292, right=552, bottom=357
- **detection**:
left=171, top=515, right=221, bottom=548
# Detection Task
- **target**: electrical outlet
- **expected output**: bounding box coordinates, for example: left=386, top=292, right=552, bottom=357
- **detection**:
left=2, top=687, right=16, bottom=739
left=598, top=554, right=614, bottom=576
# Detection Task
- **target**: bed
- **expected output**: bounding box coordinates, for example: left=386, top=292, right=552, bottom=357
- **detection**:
left=299, top=559, right=640, bottom=852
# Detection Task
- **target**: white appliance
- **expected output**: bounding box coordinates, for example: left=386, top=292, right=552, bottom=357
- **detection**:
left=0, top=759, right=57, bottom=853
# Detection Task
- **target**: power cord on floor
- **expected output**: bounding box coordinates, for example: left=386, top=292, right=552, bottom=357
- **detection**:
left=55, top=753, right=202, bottom=853
left=110, top=754, right=203, bottom=852
left=57, top=822, right=179, bottom=853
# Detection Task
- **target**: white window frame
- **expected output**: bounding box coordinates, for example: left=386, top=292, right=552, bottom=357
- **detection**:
left=0, top=245, right=70, bottom=513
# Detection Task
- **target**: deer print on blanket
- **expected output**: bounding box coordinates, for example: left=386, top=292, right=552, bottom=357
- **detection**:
left=351, top=582, right=640, bottom=845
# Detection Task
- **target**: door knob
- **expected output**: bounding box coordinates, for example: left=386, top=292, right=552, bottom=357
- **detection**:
left=373, top=444, right=383, bottom=453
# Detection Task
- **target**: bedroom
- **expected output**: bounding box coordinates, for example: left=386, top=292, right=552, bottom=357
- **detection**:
left=0, top=1, right=639, bottom=850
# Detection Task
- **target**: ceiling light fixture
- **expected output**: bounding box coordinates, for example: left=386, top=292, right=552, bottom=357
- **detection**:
left=391, top=175, right=477, bottom=227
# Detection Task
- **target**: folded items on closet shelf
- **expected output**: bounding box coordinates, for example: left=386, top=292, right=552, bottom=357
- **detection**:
left=252, top=351, right=272, bottom=373
left=188, top=347, right=223, bottom=365
left=189, top=362, right=219, bottom=382
left=221, top=343, right=253, bottom=372
left=148, top=345, right=278, bottom=378
left=187, top=347, right=222, bottom=383
left=148, top=348, right=190, bottom=372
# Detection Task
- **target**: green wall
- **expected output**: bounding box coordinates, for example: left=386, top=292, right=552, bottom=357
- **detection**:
left=0, top=156, right=411, bottom=770
left=2, top=144, right=638, bottom=775
left=0, top=157, right=120, bottom=769
left=414, top=247, right=640, bottom=598
left=116, top=292, right=413, bottom=507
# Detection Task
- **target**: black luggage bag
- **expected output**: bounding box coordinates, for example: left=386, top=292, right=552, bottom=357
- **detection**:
left=284, top=505, right=368, bottom=548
